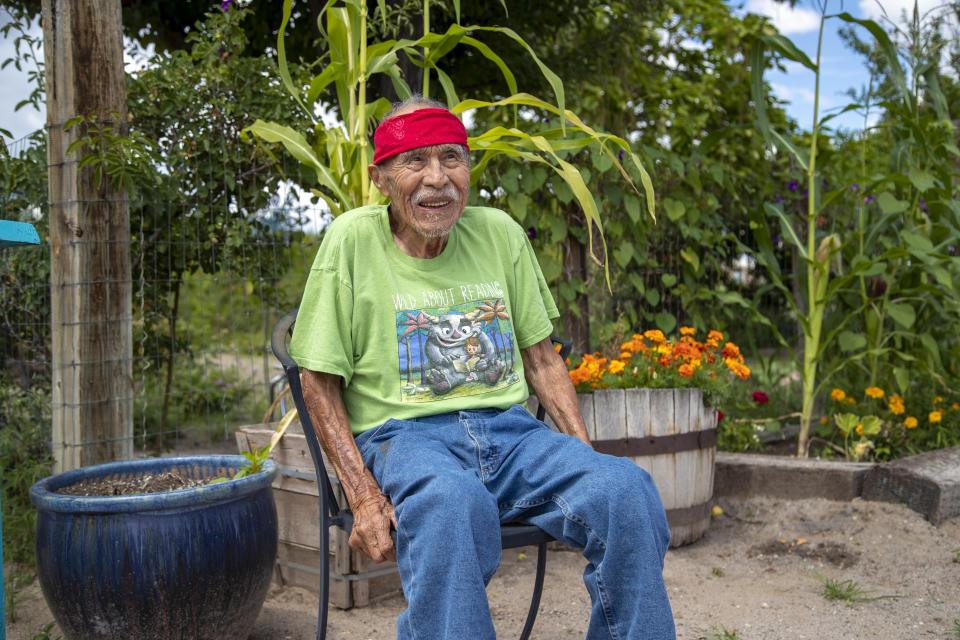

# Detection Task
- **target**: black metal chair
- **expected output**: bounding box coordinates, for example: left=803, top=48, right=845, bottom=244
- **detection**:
left=270, top=309, right=573, bottom=640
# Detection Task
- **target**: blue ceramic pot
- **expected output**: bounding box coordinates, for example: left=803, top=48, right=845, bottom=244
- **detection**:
left=30, top=455, right=278, bottom=640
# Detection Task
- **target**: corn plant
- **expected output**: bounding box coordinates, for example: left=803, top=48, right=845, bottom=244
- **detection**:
left=748, top=1, right=959, bottom=456
left=245, top=0, right=656, bottom=281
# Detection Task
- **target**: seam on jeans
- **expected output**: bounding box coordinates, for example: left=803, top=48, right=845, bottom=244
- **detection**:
left=595, top=562, right=622, bottom=640
left=463, top=420, right=487, bottom=482
left=548, top=495, right=621, bottom=640
left=396, top=517, right=421, bottom=640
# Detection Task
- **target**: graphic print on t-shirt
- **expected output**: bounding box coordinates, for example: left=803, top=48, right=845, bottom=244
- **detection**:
left=395, top=298, right=520, bottom=403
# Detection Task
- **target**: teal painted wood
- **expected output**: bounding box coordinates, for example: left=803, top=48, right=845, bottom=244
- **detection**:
left=0, top=220, right=41, bottom=248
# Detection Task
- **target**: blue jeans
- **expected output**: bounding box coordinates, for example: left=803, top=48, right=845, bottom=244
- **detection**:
left=355, top=404, right=675, bottom=640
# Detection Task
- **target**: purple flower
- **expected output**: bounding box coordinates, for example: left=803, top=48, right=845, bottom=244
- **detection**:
left=618, top=150, right=625, bottom=162
left=920, top=199, right=928, bottom=213
left=527, top=227, right=537, bottom=240
left=864, top=195, right=874, bottom=203
left=214, top=379, right=225, bottom=386
left=775, top=195, right=785, bottom=204
left=788, top=180, right=799, bottom=192
left=772, top=234, right=781, bottom=245
left=221, top=0, right=233, bottom=9
left=849, top=183, right=859, bottom=192
left=822, top=177, right=828, bottom=187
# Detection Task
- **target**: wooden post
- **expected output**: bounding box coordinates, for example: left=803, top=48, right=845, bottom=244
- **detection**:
left=43, top=0, right=133, bottom=471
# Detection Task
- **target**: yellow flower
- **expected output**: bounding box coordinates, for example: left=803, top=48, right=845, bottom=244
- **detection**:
left=608, top=360, right=626, bottom=375
left=855, top=424, right=863, bottom=435
left=929, top=410, right=943, bottom=424
left=680, top=326, right=696, bottom=336
left=846, top=397, right=856, bottom=405
left=820, top=417, right=829, bottom=425
left=953, top=403, right=959, bottom=411
left=904, top=416, right=918, bottom=429
left=888, top=395, right=905, bottom=415
left=830, top=388, right=846, bottom=402
left=933, top=396, right=943, bottom=404
left=865, top=387, right=884, bottom=399
left=711, top=505, right=723, bottom=517
left=707, top=330, right=724, bottom=342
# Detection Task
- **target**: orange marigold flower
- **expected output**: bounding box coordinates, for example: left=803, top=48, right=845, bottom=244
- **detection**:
left=680, top=326, right=696, bottom=336
left=608, top=360, right=626, bottom=375
left=855, top=424, right=863, bottom=435
left=658, top=355, right=671, bottom=367
left=830, top=388, right=846, bottom=402
left=929, top=410, right=943, bottom=424
left=678, top=363, right=695, bottom=377
left=888, top=395, right=905, bottom=415
left=904, top=416, right=918, bottom=429
left=721, top=342, right=742, bottom=361
left=707, top=330, right=724, bottom=342
left=865, top=386, right=884, bottom=399
left=619, top=351, right=633, bottom=360
left=933, top=396, right=943, bottom=404
left=953, top=403, right=959, bottom=411
left=643, top=329, right=666, bottom=344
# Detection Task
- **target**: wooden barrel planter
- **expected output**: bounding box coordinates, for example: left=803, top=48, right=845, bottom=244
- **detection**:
left=29, top=455, right=278, bottom=640
left=535, top=388, right=717, bottom=546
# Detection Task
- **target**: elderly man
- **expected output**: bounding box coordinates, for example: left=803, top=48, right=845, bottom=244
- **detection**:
left=290, top=97, right=674, bottom=639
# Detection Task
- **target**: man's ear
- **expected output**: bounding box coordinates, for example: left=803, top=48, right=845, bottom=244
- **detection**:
left=368, top=164, right=392, bottom=198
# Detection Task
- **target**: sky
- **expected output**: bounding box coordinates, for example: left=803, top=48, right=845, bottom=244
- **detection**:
left=1, top=1, right=957, bottom=146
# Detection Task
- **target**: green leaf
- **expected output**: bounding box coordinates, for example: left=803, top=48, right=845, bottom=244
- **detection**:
left=679, top=249, right=699, bottom=273
left=893, top=367, right=910, bottom=395
left=507, top=193, right=527, bottom=222
left=764, top=203, right=808, bottom=261
left=654, top=312, right=676, bottom=335
left=615, top=242, right=634, bottom=268
left=838, top=331, right=867, bottom=352
left=907, top=168, right=936, bottom=192
left=624, top=194, right=641, bottom=223
left=628, top=272, right=645, bottom=294
left=761, top=33, right=817, bottom=71
left=661, top=273, right=677, bottom=288
left=885, top=301, right=915, bottom=329
left=645, top=289, right=660, bottom=307
left=245, top=120, right=350, bottom=209
left=663, top=198, right=685, bottom=221
left=900, top=230, right=933, bottom=253
left=834, top=13, right=909, bottom=104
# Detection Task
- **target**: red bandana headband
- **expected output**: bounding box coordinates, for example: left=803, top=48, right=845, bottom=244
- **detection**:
left=373, top=108, right=469, bottom=165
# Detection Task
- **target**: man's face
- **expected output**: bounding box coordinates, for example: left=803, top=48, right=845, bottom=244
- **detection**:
left=371, top=141, right=471, bottom=240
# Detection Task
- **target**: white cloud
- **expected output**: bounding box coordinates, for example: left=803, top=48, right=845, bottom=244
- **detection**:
left=857, top=0, right=952, bottom=22
left=770, top=81, right=818, bottom=105
left=745, top=0, right=822, bottom=34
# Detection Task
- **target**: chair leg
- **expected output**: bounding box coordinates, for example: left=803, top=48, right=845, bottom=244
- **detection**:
left=316, top=518, right=330, bottom=640
left=518, top=542, right=548, bottom=640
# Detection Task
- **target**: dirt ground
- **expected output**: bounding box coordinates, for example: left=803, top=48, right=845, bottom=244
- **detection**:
left=6, top=496, right=959, bottom=640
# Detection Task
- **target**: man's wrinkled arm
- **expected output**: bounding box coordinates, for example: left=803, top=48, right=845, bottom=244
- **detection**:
left=301, top=368, right=396, bottom=563
left=520, top=337, right=592, bottom=447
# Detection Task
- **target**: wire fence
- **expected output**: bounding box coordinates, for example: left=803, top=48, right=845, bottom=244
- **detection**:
left=1, top=129, right=326, bottom=459
left=2, top=125, right=763, bottom=464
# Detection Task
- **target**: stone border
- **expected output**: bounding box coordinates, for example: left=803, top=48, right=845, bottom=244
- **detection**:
left=715, top=446, right=960, bottom=525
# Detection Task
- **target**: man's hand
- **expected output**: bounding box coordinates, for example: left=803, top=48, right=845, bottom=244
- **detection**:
left=349, top=492, right=398, bottom=563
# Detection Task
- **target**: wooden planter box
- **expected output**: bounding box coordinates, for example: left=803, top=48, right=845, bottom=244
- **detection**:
left=235, top=424, right=402, bottom=609
left=531, top=387, right=716, bottom=547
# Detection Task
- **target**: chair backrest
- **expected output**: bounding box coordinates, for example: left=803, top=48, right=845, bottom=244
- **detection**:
left=270, top=309, right=344, bottom=521
left=270, top=309, right=574, bottom=522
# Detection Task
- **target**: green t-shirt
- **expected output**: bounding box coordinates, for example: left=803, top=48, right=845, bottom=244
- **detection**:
left=290, top=204, right=559, bottom=434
